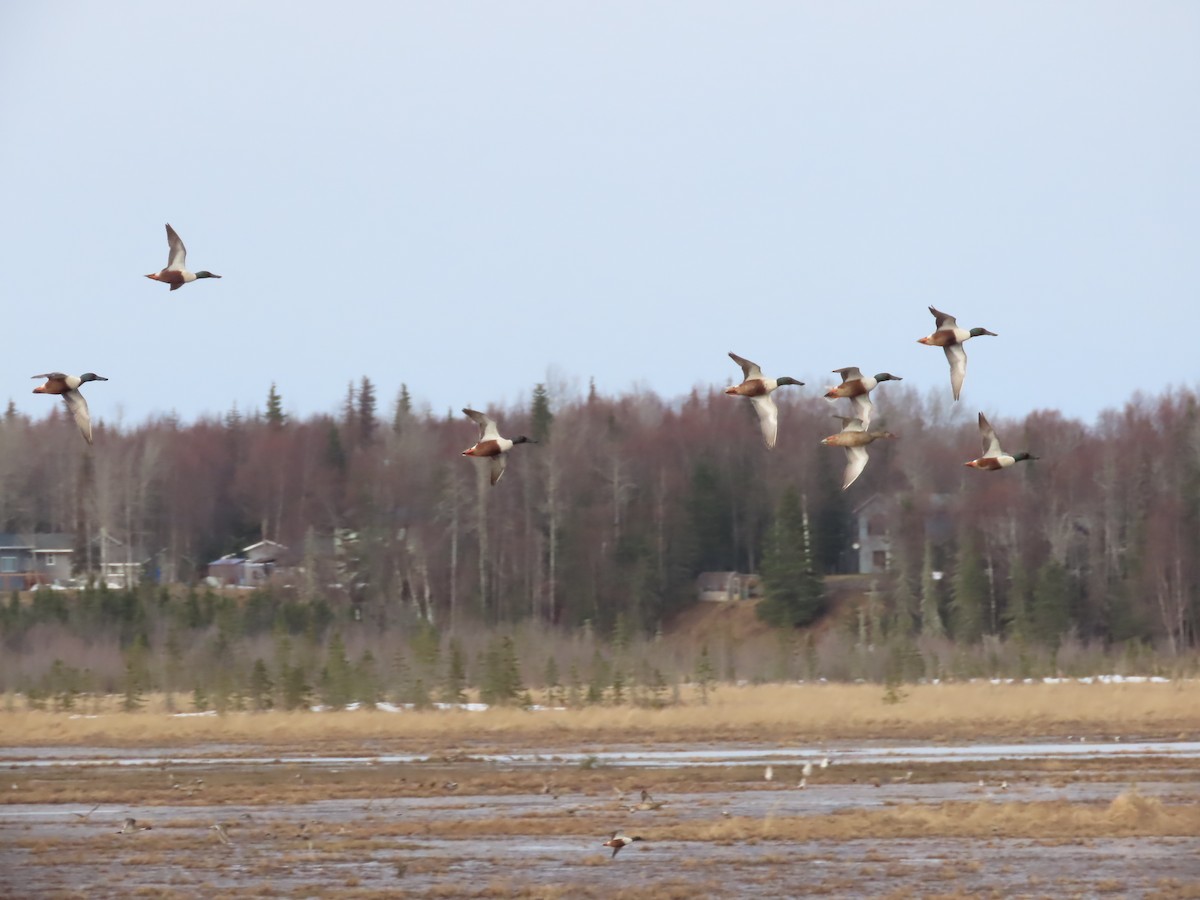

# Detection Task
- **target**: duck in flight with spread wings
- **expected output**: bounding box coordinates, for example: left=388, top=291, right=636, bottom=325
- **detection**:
left=461, top=408, right=536, bottom=485
left=823, top=367, right=902, bottom=427
left=916, top=306, right=996, bottom=400
left=32, top=372, right=108, bottom=444
left=819, top=415, right=897, bottom=490
left=964, top=412, right=1038, bottom=470
left=145, top=224, right=221, bottom=290
left=724, top=352, right=804, bottom=450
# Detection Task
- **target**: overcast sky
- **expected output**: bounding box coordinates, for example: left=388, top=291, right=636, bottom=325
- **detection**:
left=2, top=2, right=1196, bottom=431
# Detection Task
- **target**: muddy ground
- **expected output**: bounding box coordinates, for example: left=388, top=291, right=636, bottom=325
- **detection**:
left=2, top=742, right=1199, bottom=898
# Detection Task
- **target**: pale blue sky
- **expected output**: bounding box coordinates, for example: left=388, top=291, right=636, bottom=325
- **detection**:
left=2, top=2, right=1196, bottom=429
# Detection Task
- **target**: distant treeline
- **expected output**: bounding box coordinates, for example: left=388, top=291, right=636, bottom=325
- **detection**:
left=0, top=378, right=1197, bottom=656
left=1, top=582, right=1190, bottom=712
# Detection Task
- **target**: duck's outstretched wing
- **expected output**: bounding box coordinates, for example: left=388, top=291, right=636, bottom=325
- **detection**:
left=842, top=445, right=869, bottom=490
left=728, top=352, right=763, bottom=381
left=63, top=389, right=93, bottom=444
left=165, top=224, right=187, bottom=270
left=750, top=394, right=779, bottom=449
left=834, top=415, right=865, bottom=432
left=831, top=366, right=863, bottom=382
left=978, top=412, right=1003, bottom=458
left=943, top=344, right=967, bottom=400
left=850, top=394, right=874, bottom=427
left=462, top=408, right=500, bottom=442
left=489, top=454, right=508, bottom=486
left=928, top=305, right=957, bottom=329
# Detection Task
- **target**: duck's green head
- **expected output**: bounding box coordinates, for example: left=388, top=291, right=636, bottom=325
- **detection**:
left=970, top=327, right=997, bottom=337
left=80, top=373, right=108, bottom=383
left=195, top=271, right=222, bottom=280
left=873, top=373, right=903, bottom=382
left=777, top=377, right=805, bottom=387
left=1014, top=451, right=1038, bottom=462
left=512, top=436, right=538, bottom=445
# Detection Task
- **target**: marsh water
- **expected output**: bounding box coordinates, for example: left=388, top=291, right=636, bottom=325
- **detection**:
left=2, top=739, right=1198, bottom=897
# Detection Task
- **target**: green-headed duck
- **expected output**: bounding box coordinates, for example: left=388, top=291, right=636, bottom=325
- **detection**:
left=603, top=831, right=643, bottom=858
left=965, top=412, right=1037, bottom=470
left=32, top=372, right=108, bottom=444
left=461, top=408, right=536, bottom=485
left=725, top=352, right=804, bottom=449
left=916, top=306, right=996, bottom=400
left=145, top=224, right=221, bottom=290
left=824, top=367, right=902, bottom=426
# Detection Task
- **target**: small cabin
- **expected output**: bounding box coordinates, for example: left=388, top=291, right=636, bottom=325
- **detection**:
left=696, top=571, right=762, bottom=603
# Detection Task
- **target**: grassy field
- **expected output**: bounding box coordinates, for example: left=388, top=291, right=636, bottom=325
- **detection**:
left=2, top=680, right=1197, bottom=751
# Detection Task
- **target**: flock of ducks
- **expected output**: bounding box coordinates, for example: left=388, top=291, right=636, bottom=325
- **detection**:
left=721, top=304, right=1035, bottom=489
left=30, top=224, right=222, bottom=445
left=459, top=304, right=1036, bottom=491
left=37, top=228, right=1037, bottom=489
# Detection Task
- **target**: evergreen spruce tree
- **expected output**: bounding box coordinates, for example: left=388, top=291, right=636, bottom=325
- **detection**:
left=249, top=658, right=274, bottom=711
left=480, top=635, right=524, bottom=705
left=341, top=381, right=358, bottom=436
left=920, top=539, right=946, bottom=638
left=1005, top=553, right=1032, bottom=640
left=950, top=532, right=986, bottom=642
left=566, top=664, right=582, bottom=707
left=355, top=650, right=380, bottom=707
left=889, top=547, right=919, bottom=638
left=530, top=383, right=554, bottom=443
left=121, top=635, right=150, bottom=712
left=1031, top=559, right=1073, bottom=645
left=320, top=632, right=353, bottom=708
left=280, top=663, right=311, bottom=711
left=324, top=420, right=347, bottom=474
left=192, top=684, right=210, bottom=712
left=358, top=376, right=377, bottom=445
left=410, top=624, right=441, bottom=680
left=265, top=382, right=286, bottom=429
left=441, top=639, right=467, bottom=704
left=694, top=644, right=716, bottom=704
left=393, top=384, right=413, bottom=434
left=586, top=649, right=610, bottom=705
left=757, top=487, right=825, bottom=628
left=542, top=655, right=561, bottom=707
left=811, top=450, right=854, bottom=573
left=610, top=667, right=625, bottom=705
left=686, top=459, right=733, bottom=572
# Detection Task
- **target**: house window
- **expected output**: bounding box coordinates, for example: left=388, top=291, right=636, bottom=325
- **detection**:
left=872, top=550, right=888, bottom=570
left=867, top=516, right=887, bottom=536
left=44, top=554, right=56, bottom=567
left=0, top=557, right=16, bottom=573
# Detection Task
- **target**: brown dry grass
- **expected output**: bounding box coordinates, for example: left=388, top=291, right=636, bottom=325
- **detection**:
left=3, top=680, right=1197, bottom=749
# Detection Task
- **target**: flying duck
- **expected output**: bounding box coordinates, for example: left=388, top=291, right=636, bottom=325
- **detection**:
left=820, top=415, right=897, bottom=490
left=916, top=306, right=996, bottom=400
left=145, top=224, right=221, bottom=290
left=602, top=832, right=644, bottom=858
left=965, top=412, right=1038, bottom=470
left=32, top=372, right=108, bottom=444
left=824, top=367, right=902, bottom=426
left=117, top=817, right=152, bottom=834
left=724, top=352, right=804, bottom=449
left=461, top=408, right=536, bottom=485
